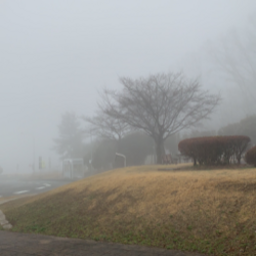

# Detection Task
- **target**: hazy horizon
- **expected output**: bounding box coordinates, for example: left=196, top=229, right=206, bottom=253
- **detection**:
left=1, top=0, right=256, bottom=173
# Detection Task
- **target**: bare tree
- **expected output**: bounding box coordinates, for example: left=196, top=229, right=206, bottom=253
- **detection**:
left=83, top=105, right=130, bottom=152
left=83, top=113, right=127, bottom=140
left=207, top=16, right=256, bottom=110
left=53, top=112, right=84, bottom=159
left=100, top=72, right=220, bottom=164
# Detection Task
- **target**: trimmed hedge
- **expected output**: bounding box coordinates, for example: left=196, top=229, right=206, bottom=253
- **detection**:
left=178, top=136, right=250, bottom=166
left=245, top=146, right=256, bottom=167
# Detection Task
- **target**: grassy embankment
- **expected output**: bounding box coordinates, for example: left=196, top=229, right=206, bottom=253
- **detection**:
left=1, top=164, right=256, bottom=255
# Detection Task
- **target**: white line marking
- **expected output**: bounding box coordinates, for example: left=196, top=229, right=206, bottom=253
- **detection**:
left=36, top=186, right=45, bottom=190
left=44, top=183, right=51, bottom=187
left=14, top=190, right=29, bottom=195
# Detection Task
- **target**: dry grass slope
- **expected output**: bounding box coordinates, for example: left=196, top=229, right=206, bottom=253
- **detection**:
left=2, top=164, right=256, bottom=255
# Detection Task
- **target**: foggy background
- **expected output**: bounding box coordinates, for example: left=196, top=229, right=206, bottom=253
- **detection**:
left=1, top=0, right=256, bottom=174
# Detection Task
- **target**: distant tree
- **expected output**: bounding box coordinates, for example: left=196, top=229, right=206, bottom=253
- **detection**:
left=100, top=72, right=220, bottom=164
left=90, top=132, right=154, bottom=170
left=91, top=138, right=117, bottom=170
left=218, top=115, right=256, bottom=145
left=119, top=132, right=154, bottom=166
left=207, top=16, right=256, bottom=111
left=53, top=112, right=84, bottom=159
left=83, top=110, right=129, bottom=151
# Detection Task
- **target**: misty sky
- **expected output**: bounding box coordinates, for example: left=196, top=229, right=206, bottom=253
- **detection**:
left=1, top=0, right=256, bottom=173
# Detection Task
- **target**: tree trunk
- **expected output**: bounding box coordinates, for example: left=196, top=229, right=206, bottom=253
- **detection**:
left=193, top=157, right=197, bottom=166
left=155, top=137, right=165, bottom=164
left=236, top=154, right=241, bottom=165
left=116, top=137, right=122, bottom=152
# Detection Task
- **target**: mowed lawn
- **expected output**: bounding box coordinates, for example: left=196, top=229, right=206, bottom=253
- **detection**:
left=1, top=164, right=256, bottom=255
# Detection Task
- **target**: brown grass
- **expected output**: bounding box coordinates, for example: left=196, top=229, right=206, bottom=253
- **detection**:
left=2, top=164, right=256, bottom=255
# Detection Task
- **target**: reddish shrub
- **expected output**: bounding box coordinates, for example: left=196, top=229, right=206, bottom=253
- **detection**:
left=178, top=136, right=250, bottom=166
left=245, top=146, right=256, bottom=167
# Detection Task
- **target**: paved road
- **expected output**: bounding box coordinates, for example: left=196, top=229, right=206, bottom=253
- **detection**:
left=0, top=176, right=73, bottom=198
left=0, top=231, right=205, bottom=256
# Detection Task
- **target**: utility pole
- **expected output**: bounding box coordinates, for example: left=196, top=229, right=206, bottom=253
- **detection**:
left=33, top=138, right=35, bottom=174
left=89, top=128, right=93, bottom=170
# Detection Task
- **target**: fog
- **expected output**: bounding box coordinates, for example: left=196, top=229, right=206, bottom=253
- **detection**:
left=1, top=0, right=256, bottom=174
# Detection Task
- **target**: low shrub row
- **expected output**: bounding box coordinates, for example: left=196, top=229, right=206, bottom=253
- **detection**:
left=178, top=136, right=250, bottom=166
left=245, top=146, right=256, bottom=167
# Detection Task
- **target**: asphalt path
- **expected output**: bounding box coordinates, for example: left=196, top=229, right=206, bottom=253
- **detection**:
left=0, top=176, right=73, bottom=198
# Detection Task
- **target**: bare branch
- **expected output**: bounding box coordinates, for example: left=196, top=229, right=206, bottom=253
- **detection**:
left=207, top=19, right=256, bottom=106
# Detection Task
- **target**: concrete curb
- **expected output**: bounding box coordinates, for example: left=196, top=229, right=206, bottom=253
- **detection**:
left=0, top=193, right=38, bottom=230
left=0, top=210, right=12, bottom=230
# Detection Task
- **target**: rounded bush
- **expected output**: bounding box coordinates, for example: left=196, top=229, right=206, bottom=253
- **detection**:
left=245, top=146, right=256, bottom=167
left=178, top=136, right=250, bottom=166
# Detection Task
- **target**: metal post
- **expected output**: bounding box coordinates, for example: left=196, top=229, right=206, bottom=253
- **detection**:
left=90, top=128, right=93, bottom=170
left=33, top=138, right=35, bottom=174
